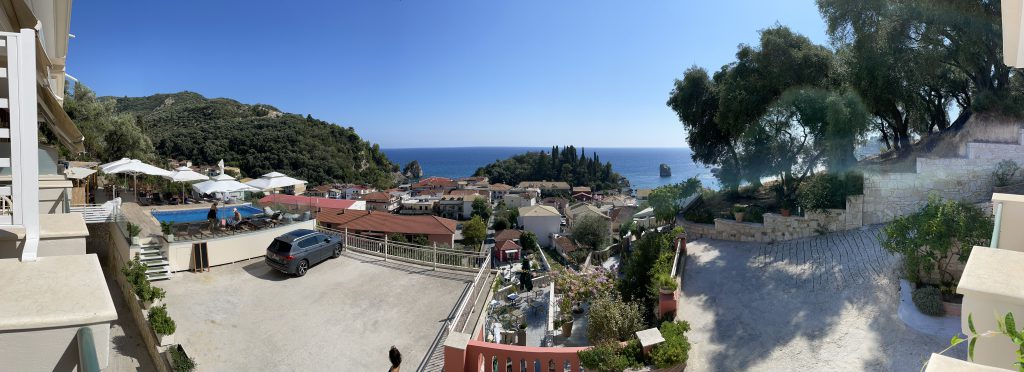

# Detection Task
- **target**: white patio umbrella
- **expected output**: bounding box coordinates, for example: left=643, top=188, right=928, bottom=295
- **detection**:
left=245, top=171, right=307, bottom=192
left=101, top=159, right=172, bottom=201
left=192, top=173, right=260, bottom=199
left=99, top=157, right=131, bottom=172
left=163, top=166, right=209, bottom=203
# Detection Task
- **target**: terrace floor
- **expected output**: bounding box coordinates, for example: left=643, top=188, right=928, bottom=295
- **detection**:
left=677, top=227, right=963, bottom=371
left=153, top=250, right=474, bottom=371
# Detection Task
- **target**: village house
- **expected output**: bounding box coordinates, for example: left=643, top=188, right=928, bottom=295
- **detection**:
left=306, top=184, right=344, bottom=199
left=316, top=209, right=458, bottom=247
left=488, top=183, right=513, bottom=200
left=412, top=176, right=458, bottom=196
left=399, top=196, right=439, bottom=215
left=517, top=180, right=571, bottom=195
left=552, top=234, right=580, bottom=261
left=260, top=193, right=366, bottom=211
left=518, top=205, right=562, bottom=247
left=635, top=188, right=653, bottom=203
left=439, top=194, right=484, bottom=220
left=502, top=192, right=536, bottom=209
left=361, top=191, right=400, bottom=212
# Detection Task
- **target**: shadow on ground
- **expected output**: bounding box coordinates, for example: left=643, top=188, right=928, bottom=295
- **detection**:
left=679, top=226, right=962, bottom=371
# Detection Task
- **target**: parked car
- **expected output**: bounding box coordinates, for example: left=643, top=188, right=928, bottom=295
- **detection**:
left=265, top=229, right=342, bottom=277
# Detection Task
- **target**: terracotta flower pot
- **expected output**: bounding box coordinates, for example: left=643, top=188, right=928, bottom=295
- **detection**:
left=561, top=319, right=573, bottom=337
left=780, top=208, right=791, bottom=217
left=734, top=212, right=745, bottom=222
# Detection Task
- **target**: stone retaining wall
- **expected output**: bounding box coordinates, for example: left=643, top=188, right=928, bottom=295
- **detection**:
left=862, top=129, right=1024, bottom=224
left=681, top=196, right=864, bottom=243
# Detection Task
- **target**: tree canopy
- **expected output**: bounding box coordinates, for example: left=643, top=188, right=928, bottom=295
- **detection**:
left=75, top=88, right=399, bottom=188
left=461, top=216, right=487, bottom=247
left=474, top=146, right=628, bottom=191
left=572, top=215, right=611, bottom=250
left=668, top=26, right=869, bottom=193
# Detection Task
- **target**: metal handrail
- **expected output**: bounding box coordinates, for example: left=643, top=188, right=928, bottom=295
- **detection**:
left=450, top=254, right=492, bottom=333
left=992, top=202, right=1004, bottom=249
left=76, top=327, right=100, bottom=372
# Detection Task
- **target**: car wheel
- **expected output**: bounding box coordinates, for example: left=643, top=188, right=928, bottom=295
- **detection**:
left=296, top=259, right=309, bottom=277
left=332, top=244, right=342, bottom=258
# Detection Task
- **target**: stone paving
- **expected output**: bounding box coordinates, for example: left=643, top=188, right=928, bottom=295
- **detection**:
left=678, top=226, right=963, bottom=371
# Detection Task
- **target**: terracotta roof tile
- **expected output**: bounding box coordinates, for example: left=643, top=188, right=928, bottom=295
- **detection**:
left=316, top=209, right=457, bottom=235
left=494, top=229, right=523, bottom=242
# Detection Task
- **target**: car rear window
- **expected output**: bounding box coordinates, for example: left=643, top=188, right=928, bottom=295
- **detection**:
left=268, top=239, right=293, bottom=254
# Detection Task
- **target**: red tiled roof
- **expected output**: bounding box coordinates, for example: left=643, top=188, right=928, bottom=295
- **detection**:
left=489, top=183, right=513, bottom=191
left=310, top=184, right=335, bottom=193
left=260, top=194, right=358, bottom=210
left=494, top=229, right=522, bottom=242
left=554, top=236, right=579, bottom=253
left=361, top=192, right=393, bottom=202
left=495, top=240, right=521, bottom=250
left=413, top=176, right=456, bottom=188
left=317, top=209, right=457, bottom=235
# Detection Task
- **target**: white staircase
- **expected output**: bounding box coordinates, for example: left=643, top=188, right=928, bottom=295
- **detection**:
left=138, top=244, right=172, bottom=281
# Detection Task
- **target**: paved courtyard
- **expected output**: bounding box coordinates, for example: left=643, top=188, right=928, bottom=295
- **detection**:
left=155, top=251, right=474, bottom=371
left=678, top=226, right=960, bottom=371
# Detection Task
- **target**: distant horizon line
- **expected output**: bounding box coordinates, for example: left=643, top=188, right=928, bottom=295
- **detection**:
left=382, top=146, right=691, bottom=150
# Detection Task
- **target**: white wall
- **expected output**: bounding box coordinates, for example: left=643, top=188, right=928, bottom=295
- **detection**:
left=165, top=220, right=317, bottom=272
left=520, top=215, right=560, bottom=247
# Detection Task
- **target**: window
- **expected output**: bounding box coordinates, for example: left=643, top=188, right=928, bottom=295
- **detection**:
left=297, top=238, right=317, bottom=250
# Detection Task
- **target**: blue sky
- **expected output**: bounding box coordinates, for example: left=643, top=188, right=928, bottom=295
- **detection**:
left=68, top=1, right=827, bottom=148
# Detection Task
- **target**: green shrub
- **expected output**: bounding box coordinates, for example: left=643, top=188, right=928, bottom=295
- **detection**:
left=127, top=222, right=141, bottom=238
left=880, top=196, right=992, bottom=286
left=160, top=221, right=174, bottom=235
left=148, top=305, right=177, bottom=336
left=122, top=256, right=148, bottom=289
left=578, top=342, right=633, bottom=372
left=652, top=321, right=691, bottom=368
left=586, top=293, right=645, bottom=344
left=994, top=159, right=1021, bottom=187
left=745, top=205, right=765, bottom=223
left=798, top=171, right=862, bottom=211
left=169, top=345, right=197, bottom=372
left=683, top=205, right=714, bottom=224
left=653, top=273, right=677, bottom=291
left=912, top=286, right=944, bottom=316
left=731, top=204, right=746, bottom=213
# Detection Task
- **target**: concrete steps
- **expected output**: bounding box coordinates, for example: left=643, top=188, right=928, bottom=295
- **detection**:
left=138, top=244, right=173, bottom=281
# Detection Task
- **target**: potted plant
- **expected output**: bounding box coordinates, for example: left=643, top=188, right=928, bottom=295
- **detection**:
left=149, top=304, right=177, bottom=346
left=517, top=323, right=527, bottom=346
left=161, top=221, right=175, bottom=242
left=127, top=222, right=142, bottom=245
left=732, top=205, right=747, bottom=222
left=656, top=273, right=678, bottom=295
left=166, top=344, right=197, bottom=372
left=139, top=284, right=166, bottom=310
left=779, top=200, right=794, bottom=217
left=559, top=297, right=573, bottom=337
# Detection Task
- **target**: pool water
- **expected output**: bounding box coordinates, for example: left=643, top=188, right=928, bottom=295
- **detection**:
left=151, top=205, right=264, bottom=224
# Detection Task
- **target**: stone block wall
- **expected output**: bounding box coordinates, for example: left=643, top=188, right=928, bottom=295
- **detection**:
left=862, top=129, right=1024, bottom=225
left=680, top=195, right=864, bottom=243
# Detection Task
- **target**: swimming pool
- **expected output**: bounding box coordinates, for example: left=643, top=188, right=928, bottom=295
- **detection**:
left=151, top=205, right=264, bottom=224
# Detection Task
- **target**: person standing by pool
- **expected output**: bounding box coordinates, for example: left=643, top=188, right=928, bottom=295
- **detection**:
left=207, top=202, right=218, bottom=231
left=231, top=208, right=242, bottom=227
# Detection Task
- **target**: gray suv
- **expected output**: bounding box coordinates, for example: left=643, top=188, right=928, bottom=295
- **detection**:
left=265, top=229, right=342, bottom=277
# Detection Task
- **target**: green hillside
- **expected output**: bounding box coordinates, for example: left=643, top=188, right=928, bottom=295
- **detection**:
left=72, top=87, right=397, bottom=188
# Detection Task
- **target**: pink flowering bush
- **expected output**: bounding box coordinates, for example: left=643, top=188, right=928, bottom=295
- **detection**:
left=553, top=268, right=616, bottom=306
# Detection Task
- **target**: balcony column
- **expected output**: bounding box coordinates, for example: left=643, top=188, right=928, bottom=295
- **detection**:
left=957, top=246, right=1024, bottom=369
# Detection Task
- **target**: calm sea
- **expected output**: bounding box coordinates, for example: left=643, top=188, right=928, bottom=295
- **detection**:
left=383, top=147, right=716, bottom=190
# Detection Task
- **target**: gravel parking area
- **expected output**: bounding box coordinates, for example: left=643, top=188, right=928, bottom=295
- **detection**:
left=678, top=226, right=961, bottom=371
left=155, top=251, right=474, bottom=371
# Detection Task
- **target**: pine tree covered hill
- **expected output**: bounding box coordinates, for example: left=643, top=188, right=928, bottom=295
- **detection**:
left=105, top=91, right=398, bottom=188
left=473, top=145, right=629, bottom=191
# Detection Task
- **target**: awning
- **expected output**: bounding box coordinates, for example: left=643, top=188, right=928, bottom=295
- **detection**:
left=64, top=166, right=96, bottom=180
left=37, top=84, right=85, bottom=153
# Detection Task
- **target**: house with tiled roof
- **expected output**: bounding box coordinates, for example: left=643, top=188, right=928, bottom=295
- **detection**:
left=361, top=191, right=400, bottom=212
left=518, top=205, right=562, bottom=247
left=306, top=184, right=343, bottom=199
left=439, top=194, right=485, bottom=220
left=494, top=229, right=523, bottom=243
left=552, top=234, right=580, bottom=260
left=412, top=176, right=457, bottom=196
left=494, top=239, right=521, bottom=262
left=517, top=181, right=571, bottom=192
left=316, top=209, right=457, bottom=247
left=488, top=183, right=514, bottom=200
left=260, top=194, right=366, bottom=211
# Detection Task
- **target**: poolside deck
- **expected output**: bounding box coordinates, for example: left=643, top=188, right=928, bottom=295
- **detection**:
left=97, top=190, right=254, bottom=244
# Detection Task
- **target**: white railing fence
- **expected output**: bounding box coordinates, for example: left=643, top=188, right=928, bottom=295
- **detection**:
left=316, top=225, right=487, bottom=271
